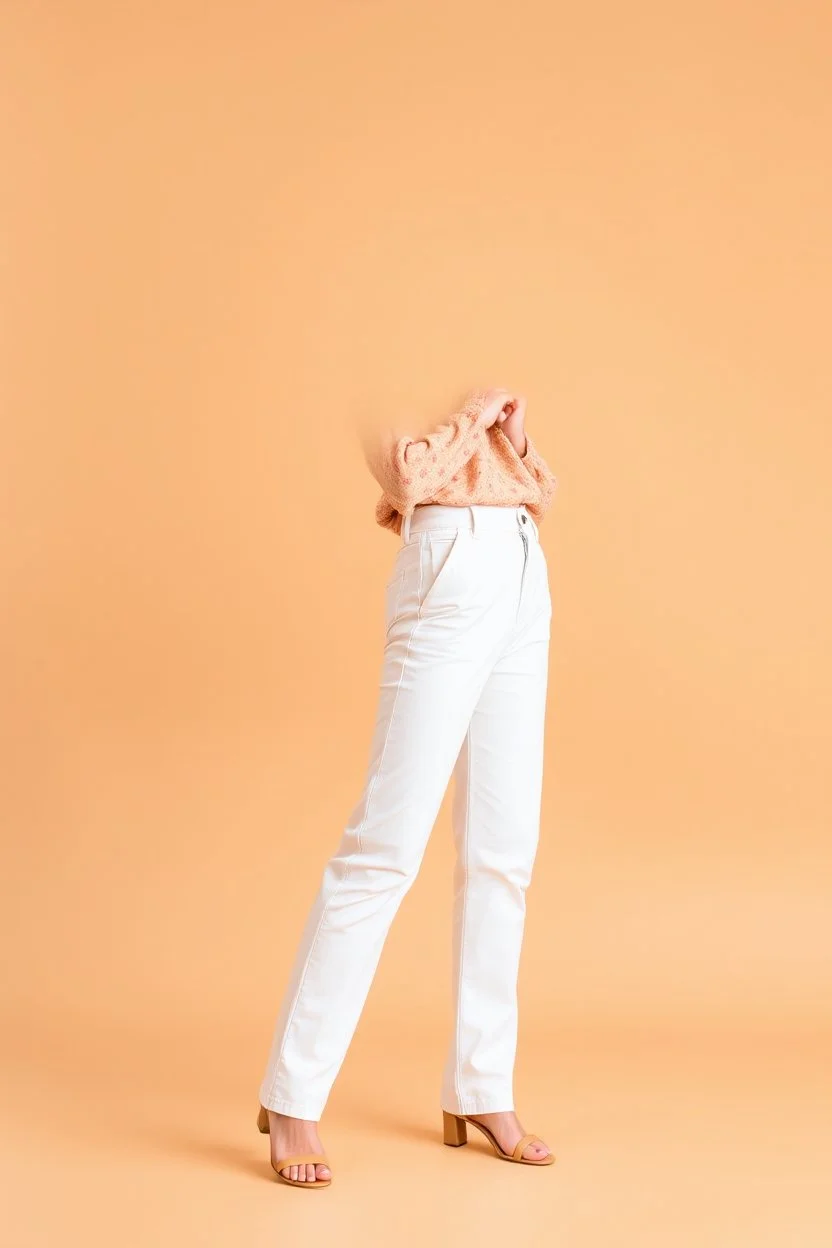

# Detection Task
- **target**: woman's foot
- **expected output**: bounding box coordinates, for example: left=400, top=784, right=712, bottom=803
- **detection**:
left=266, top=1110, right=331, bottom=1183
left=466, top=1110, right=552, bottom=1161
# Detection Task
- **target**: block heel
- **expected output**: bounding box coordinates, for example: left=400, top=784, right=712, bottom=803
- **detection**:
left=443, top=1110, right=468, bottom=1146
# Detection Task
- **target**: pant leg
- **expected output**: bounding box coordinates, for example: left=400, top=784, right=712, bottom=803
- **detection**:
left=440, top=545, right=551, bottom=1114
left=258, top=535, right=500, bottom=1120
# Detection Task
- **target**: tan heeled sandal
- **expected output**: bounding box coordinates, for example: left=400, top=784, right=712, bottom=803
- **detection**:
left=442, top=1109, right=555, bottom=1165
left=257, top=1105, right=332, bottom=1188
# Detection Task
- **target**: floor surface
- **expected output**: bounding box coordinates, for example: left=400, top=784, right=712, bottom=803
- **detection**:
left=3, top=1007, right=828, bottom=1247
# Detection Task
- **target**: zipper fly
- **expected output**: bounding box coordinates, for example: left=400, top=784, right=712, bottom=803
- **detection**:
left=517, top=525, right=529, bottom=620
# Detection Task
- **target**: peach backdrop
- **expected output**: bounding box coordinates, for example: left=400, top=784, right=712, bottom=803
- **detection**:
left=2, top=1, right=830, bottom=1244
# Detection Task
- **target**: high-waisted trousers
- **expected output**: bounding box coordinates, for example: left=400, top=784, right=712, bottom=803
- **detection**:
left=258, top=501, right=552, bottom=1120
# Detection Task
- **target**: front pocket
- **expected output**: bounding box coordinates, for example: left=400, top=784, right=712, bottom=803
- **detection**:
left=383, top=567, right=405, bottom=636
left=418, top=529, right=470, bottom=615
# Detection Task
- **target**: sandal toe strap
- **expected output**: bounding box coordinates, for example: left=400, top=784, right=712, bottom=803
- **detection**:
left=274, top=1152, right=329, bottom=1170
left=512, top=1133, right=543, bottom=1160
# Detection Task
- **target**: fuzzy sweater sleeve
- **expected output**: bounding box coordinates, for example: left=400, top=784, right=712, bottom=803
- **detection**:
left=518, top=433, right=559, bottom=518
left=361, top=389, right=493, bottom=512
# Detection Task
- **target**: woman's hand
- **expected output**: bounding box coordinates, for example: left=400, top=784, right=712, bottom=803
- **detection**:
left=496, top=395, right=528, bottom=457
left=479, top=388, right=516, bottom=429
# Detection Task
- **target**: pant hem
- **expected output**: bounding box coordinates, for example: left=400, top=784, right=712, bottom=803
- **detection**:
left=441, top=1094, right=515, bottom=1115
left=258, top=1092, right=325, bottom=1121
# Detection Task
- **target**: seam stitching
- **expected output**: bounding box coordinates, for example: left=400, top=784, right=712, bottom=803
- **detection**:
left=455, top=720, right=473, bottom=1108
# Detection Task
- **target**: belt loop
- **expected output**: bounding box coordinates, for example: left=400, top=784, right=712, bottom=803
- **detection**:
left=469, top=505, right=477, bottom=538
left=402, top=509, right=412, bottom=543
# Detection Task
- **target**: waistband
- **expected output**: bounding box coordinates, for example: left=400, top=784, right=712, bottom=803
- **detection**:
left=401, top=503, right=539, bottom=544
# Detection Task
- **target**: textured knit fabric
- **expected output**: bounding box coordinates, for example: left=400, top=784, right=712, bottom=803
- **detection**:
left=361, top=388, right=559, bottom=536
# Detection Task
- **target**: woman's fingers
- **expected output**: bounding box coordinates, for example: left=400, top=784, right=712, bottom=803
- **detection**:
left=481, top=388, right=515, bottom=426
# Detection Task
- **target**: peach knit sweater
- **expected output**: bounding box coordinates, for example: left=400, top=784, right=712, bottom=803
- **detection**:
left=361, top=389, right=559, bottom=536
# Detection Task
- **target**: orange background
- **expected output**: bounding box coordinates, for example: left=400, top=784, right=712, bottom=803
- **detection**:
left=2, top=1, right=830, bottom=1244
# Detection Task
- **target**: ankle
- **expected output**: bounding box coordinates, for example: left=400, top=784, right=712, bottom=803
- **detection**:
left=270, top=1113, right=319, bottom=1133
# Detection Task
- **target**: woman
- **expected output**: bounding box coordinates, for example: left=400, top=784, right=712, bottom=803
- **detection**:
left=256, top=387, right=558, bottom=1187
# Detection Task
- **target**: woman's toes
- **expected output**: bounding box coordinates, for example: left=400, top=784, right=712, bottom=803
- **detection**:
left=277, top=1158, right=330, bottom=1182
left=525, top=1141, right=550, bottom=1160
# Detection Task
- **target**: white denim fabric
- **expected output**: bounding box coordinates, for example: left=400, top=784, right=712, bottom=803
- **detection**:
left=259, top=502, right=552, bottom=1120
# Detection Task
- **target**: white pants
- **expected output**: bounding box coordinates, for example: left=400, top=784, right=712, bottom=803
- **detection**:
left=259, top=502, right=552, bottom=1120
